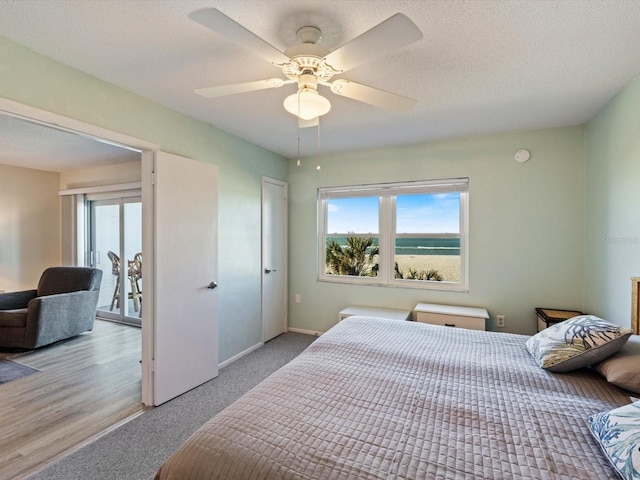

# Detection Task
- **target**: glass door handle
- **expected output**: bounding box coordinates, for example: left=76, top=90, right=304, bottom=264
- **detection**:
left=207, top=281, right=217, bottom=289
left=264, top=268, right=277, bottom=274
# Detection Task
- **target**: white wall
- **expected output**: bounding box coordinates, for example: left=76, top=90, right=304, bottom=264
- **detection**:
left=0, top=164, right=60, bottom=290
left=584, top=76, right=640, bottom=327
left=289, top=126, right=585, bottom=335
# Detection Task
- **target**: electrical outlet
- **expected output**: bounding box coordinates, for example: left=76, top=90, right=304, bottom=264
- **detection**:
left=496, top=315, right=505, bottom=328
left=295, top=294, right=301, bottom=304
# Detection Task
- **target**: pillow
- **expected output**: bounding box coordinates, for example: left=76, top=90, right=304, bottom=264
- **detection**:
left=525, top=315, right=632, bottom=373
left=594, top=335, right=640, bottom=394
left=588, top=401, right=640, bottom=480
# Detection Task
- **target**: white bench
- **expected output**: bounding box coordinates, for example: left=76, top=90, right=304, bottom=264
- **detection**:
left=338, top=306, right=411, bottom=322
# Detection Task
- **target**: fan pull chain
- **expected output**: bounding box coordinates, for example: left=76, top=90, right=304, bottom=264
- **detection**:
left=296, top=124, right=301, bottom=167
left=296, top=89, right=302, bottom=167
left=316, top=120, right=321, bottom=171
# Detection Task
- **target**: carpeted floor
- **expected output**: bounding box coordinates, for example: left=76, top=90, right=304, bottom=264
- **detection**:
left=0, top=359, right=39, bottom=384
left=28, top=332, right=316, bottom=480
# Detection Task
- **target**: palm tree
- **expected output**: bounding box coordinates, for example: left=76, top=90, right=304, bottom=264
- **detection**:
left=394, top=261, right=403, bottom=279
left=327, top=238, right=443, bottom=281
left=423, top=269, right=443, bottom=281
left=397, top=265, right=443, bottom=281
left=326, top=236, right=379, bottom=276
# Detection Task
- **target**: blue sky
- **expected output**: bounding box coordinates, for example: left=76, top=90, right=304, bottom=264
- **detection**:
left=327, top=193, right=460, bottom=234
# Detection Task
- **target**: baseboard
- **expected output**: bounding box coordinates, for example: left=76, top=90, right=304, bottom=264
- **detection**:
left=219, top=329, right=322, bottom=369
left=287, top=327, right=324, bottom=336
left=219, top=341, right=264, bottom=369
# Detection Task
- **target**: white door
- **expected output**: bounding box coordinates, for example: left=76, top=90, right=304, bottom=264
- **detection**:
left=262, top=178, right=287, bottom=342
left=149, top=152, right=219, bottom=405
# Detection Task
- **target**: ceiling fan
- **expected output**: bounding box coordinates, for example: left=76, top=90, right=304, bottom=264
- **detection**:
left=188, top=8, right=423, bottom=124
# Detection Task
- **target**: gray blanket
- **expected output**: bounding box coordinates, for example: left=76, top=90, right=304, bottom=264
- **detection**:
left=155, top=316, right=631, bottom=479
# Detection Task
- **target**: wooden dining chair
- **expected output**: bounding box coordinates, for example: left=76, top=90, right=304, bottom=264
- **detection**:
left=127, top=252, right=142, bottom=314
left=107, top=250, right=121, bottom=311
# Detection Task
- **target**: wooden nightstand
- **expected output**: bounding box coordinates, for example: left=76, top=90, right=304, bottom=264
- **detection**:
left=535, top=308, right=583, bottom=331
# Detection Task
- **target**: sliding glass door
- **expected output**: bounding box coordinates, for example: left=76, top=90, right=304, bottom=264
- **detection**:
left=87, top=195, right=142, bottom=326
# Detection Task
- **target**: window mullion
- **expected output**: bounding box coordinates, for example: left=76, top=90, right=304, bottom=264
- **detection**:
left=317, top=198, right=327, bottom=279
left=460, top=191, right=469, bottom=288
left=379, top=196, right=393, bottom=284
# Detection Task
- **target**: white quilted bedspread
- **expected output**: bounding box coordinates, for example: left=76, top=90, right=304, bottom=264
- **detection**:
left=155, top=316, right=631, bottom=479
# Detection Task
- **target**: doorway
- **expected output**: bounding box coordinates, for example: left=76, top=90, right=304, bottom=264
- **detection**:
left=0, top=97, right=222, bottom=407
left=88, top=194, right=142, bottom=326
left=261, top=177, right=288, bottom=342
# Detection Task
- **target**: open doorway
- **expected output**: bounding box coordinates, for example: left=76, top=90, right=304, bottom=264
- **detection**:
left=0, top=96, right=158, bottom=404
left=1, top=97, right=221, bottom=473
left=0, top=98, right=157, bottom=476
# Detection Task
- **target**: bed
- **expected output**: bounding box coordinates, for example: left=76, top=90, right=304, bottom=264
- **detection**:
left=154, top=316, right=634, bottom=479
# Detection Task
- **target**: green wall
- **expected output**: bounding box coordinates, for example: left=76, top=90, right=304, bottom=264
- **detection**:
left=289, top=127, right=586, bottom=334
left=0, top=36, right=288, bottom=362
left=584, top=76, right=640, bottom=327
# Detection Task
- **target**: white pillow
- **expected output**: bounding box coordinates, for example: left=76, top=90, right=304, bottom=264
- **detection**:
left=594, top=335, right=640, bottom=394
left=525, top=315, right=632, bottom=373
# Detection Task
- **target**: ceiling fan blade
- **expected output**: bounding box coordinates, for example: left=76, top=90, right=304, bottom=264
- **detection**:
left=188, top=8, right=291, bottom=66
left=330, top=79, right=416, bottom=112
left=195, top=78, right=291, bottom=98
left=323, top=13, right=422, bottom=72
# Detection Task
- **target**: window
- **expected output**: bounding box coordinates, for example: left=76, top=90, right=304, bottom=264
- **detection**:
left=318, top=178, right=469, bottom=291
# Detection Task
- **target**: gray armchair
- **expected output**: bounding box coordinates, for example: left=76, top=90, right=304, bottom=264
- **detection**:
left=0, top=267, right=103, bottom=349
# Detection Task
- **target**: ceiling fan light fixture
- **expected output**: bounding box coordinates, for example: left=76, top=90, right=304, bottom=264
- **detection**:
left=283, top=88, right=331, bottom=120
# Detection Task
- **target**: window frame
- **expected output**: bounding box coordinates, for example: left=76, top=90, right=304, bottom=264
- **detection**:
left=318, top=178, right=469, bottom=291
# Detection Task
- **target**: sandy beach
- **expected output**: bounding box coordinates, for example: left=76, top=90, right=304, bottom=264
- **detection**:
left=395, top=254, right=460, bottom=282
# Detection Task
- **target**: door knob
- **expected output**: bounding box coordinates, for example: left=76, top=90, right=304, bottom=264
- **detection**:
left=264, top=268, right=277, bottom=274
left=207, top=281, right=217, bottom=289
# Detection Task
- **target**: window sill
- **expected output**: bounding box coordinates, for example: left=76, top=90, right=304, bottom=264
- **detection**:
left=318, top=275, right=469, bottom=292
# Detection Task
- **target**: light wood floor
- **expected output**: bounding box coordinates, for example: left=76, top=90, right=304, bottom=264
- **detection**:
left=0, top=320, right=145, bottom=480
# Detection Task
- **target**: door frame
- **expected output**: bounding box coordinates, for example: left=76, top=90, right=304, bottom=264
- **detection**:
left=261, top=176, right=288, bottom=342
left=0, top=96, right=158, bottom=405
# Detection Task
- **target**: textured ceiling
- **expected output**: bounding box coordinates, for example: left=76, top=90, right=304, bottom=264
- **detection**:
left=1, top=0, right=640, bottom=168
left=0, top=115, right=140, bottom=172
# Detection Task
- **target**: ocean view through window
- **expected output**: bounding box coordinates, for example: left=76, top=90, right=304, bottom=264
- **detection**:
left=318, top=179, right=469, bottom=290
